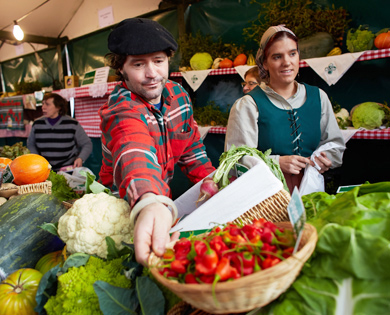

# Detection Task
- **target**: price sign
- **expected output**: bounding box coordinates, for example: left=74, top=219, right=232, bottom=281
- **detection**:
left=287, top=187, right=306, bottom=253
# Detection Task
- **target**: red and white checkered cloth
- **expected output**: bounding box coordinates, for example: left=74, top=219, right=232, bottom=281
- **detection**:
left=74, top=97, right=107, bottom=138
left=207, top=127, right=390, bottom=140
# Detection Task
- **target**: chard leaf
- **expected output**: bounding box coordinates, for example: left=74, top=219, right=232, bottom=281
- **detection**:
left=61, top=253, right=90, bottom=272
left=136, top=276, right=165, bottom=315
left=81, top=170, right=112, bottom=195
left=106, top=236, right=131, bottom=260
left=34, top=264, right=62, bottom=314
left=94, top=281, right=138, bottom=314
left=38, top=222, right=59, bottom=237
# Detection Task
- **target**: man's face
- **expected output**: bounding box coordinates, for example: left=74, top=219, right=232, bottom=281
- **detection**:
left=120, top=51, right=169, bottom=104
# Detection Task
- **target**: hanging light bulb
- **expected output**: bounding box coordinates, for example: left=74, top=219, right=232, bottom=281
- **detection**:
left=13, top=21, right=24, bottom=41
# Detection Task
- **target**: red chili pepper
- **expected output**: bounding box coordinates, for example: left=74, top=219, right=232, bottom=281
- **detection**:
left=194, top=242, right=219, bottom=276
left=209, top=235, right=229, bottom=257
left=194, top=240, right=207, bottom=256
left=252, top=218, right=267, bottom=228
left=282, top=247, right=294, bottom=258
left=254, top=256, right=261, bottom=272
left=160, top=267, right=178, bottom=279
left=262, top=257, right=281, bottom=269
left=173, top=238, right=191, bottom=260
left=162, top=248, right=175, bottom=261
left=242, top=224, right=261, bottom=240
left=214, top=257, right=235, bottom=282
left=261, top=243, right=278, bottom=257
left=184, top=273, right=198, bottom=284
left=261, top=227, right=276, bottom=244
left=199, top=274, right=214, bottom=283
left=170, top=259, right=187, bottom=274
left=263, top=221, right=278, bottom=233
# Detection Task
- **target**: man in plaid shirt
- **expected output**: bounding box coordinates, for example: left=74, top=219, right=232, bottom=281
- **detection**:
left=100, top=18, right=215, bottom=265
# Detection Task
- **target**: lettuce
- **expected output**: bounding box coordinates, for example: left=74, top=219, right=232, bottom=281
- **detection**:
left=351, top=102, right=390, bottom=130
left=257, top=182, right=390, bottom=315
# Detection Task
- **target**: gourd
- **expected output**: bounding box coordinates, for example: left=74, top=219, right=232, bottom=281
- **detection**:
left=374, top=31, right=390, bottom=49
left=0, top=268, right=42, bottom=315
left=9, top=154, right=51, bottom=185
left=298, top=32, right=334, bottom=60
left=35, top=250, right=65, bottom=275
left=233, top=54, right=247, bottom=67
left=0, top=193, right=66, bottom=275
left=219, top=58, right=233, bottom=68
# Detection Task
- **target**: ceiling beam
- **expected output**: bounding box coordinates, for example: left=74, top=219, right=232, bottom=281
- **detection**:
left=0, top=30, right=68, bottom=46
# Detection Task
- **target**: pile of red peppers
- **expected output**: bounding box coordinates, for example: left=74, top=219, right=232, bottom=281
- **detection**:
left=158, top=218, right=296, bottom=285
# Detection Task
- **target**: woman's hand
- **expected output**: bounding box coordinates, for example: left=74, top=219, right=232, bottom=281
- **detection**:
left=313, top=151, right=332, bottom=173
left=279, top=155, right=313, bottom=174
left=133, top=196, right=179, bottom=266
left=73, top=157, right=83, bottom=168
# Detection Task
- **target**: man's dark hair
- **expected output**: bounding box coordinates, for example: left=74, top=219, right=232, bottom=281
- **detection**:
left=43, top=92, right=68, bottom=115
left=105, top=49, right=175, bottom=82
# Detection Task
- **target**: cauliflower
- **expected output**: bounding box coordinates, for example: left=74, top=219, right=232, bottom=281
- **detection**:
left=58, top=192, right=133, bottom=258
left=190, top=52, right=213, bottom=70
left=334, top=108, right=350, bottom=129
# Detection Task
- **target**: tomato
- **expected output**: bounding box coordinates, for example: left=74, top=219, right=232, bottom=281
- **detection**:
left=0, top=268, right=42, bottom=315
left=35, top=250, right=64, bottom=275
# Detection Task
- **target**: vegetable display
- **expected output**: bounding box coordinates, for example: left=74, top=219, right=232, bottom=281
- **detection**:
left=57, top=192, right=133, bottom=259
left=259, top=182, right=390, bottom=314
left=0, top=193, right=67, bottom=275
left=48, top=171, right=80, bottom=202
left=157, top=218, right=295, bottom=287
left=0, top=142, right=30, bottom=160
left=0, top=268, right=42, bottom=315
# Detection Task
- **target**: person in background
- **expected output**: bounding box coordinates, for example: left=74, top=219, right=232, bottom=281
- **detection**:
left=100, top=18, right=215, bottom=265
left=225, top=25, right=345, bottom=193
left=241, top=66, right=261, bottom=94
left=27, top=93, right=92, bottom=172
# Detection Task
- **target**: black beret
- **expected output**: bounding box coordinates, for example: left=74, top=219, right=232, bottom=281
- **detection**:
left=108, top=18, right=178, bottom=55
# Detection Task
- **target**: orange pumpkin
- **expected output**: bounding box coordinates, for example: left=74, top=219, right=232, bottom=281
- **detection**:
left=374, top=31, right=390, bottom=49
left=9, top=154, right=51, bottom=185
left=219, top=58, right=233, bottom=69
left=233, top=53, right=247, bottom=67
left=0, top=157, right=12, bottom=169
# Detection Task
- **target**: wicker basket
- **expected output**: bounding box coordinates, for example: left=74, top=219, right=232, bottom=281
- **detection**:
left=233, top=189, right=290, bottom=225
left=16, top=180, right=52, bottom=195
left=150, top=222, right=317, bottom=314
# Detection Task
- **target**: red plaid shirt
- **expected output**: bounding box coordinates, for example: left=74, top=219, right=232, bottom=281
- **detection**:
left=99, top=80, right=215, bottom=206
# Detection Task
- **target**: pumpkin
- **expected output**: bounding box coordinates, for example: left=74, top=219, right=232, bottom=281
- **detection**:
left=35, top=250, right=65, bottom=275
left=374, top=31, right=390, bottom=49
left=9, top=154, right=51, bottom=185
left=233, top=53, right=247, bottom=67
left=0, top=193, right=66, bottom=275
left=0, top=157, right=12, bottom=169
left=218, top=58, right=233, bottom=68
left=0, top=268, right=42, bottom=315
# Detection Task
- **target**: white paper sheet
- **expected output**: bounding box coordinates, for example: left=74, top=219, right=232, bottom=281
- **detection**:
left=171, top=156, right=283, bottom=232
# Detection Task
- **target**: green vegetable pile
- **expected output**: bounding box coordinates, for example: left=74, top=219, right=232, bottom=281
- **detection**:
left=259, top=182, right=390, bottom=314
left=214, top=145, right=288, bottom=192
left=0, top=142, right=30, bottom=159
left=48, top=171, right=81, bottom=202
left=193, top=102, right=230, bottom=126
left=346, top=25, right=375, bottom=53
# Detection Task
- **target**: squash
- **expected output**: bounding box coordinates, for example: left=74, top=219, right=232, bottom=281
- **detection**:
left=35, top=250, right=64, bottom=275
left=0, top=193, right=66, bottom=275
left=374, top=31, right=390, bottom=49
left=0, top=268, right=42, bottom=315
left=0, top=157, right=12, bottom=169
left=298, top=32, right=334, bottom=60
left=233, top=54, right=247, bottom=67
left=218, top=58, right=233, bottom=68
left=9, top=154, right=51, bottom=185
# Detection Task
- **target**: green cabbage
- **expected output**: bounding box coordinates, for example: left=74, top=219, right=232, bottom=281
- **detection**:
left=351, top=102, right=388, bottom=130
left=190, top=52, right=213, bottom=70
